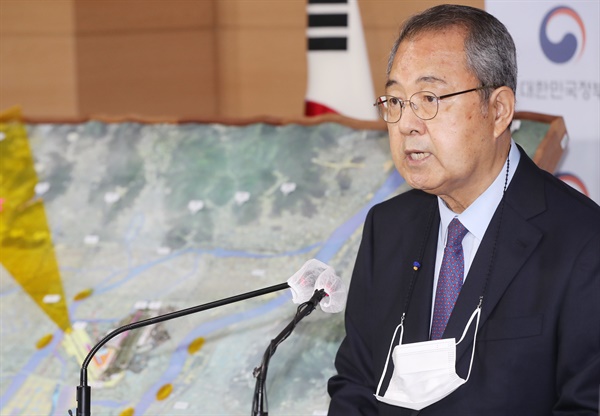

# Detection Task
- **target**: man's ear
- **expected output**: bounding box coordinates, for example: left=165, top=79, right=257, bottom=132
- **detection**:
left=491, top=86, right=515, bottom=138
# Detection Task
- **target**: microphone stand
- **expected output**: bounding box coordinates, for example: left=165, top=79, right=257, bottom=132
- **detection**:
left=251, top=289, right=327, bottom=416
left=71, top=282, right=290, bottom=416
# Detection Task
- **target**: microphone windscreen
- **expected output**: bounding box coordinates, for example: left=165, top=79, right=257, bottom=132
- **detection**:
left=314, top=268, right=347, bottom=313
left=287, top=259, right=329, bottom=304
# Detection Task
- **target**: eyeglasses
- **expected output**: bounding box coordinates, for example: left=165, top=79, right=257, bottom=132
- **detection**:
left=374, top=86, right=492, bottom=123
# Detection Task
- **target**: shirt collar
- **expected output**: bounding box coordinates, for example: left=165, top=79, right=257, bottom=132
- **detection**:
left=438, top=140, right=521, bottom=243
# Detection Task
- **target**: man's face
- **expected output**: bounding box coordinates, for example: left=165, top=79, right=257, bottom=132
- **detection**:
left=386, top=28, right=499, bottom=209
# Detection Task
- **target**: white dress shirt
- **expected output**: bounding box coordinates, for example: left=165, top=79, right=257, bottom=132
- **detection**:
left=431, top=140, right=521, bottom=324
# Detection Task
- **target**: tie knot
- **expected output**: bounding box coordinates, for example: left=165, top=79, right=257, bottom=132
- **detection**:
left=447, top=218, right=468, bottom=247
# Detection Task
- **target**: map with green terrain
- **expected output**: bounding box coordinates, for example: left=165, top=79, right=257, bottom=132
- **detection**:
left=0, top=120, right=406, bottom=415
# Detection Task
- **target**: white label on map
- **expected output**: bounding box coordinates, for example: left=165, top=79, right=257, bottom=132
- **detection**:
left=510, top=119, right=522, bottom=133
left=173, top=402, right=189, bottom=410
left=43, top=294, right=61, bottom=304
left=149, top=301, right=162, bottom=310
left=84, top=235, right=99, bottom=245
left=67, top=132, right=79, bottom=143
left=280, top=182, right=297, bottom=195
left=157, top=246, right=171, bottom=255
left=135, top=300, right=149, bottom=310
left=234, top=191, right=250, bottom=205
left=188, top=200, right=204, bottom=214
left=35, top=182, right=50, bottom=195
left=104, top=191, right=121, bottom=204
left=72, top=321, right=88, bottom=330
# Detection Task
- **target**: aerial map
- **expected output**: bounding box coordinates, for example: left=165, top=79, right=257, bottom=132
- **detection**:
left=0, top=118, right=407, bottom=416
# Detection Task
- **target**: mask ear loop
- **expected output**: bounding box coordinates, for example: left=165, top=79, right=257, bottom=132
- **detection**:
left=375, top=314, right=405, bottom=397
left=456, top=297, right=483, bottom=382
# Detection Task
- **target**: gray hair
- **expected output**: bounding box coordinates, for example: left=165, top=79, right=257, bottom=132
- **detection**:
left=387, top=4, right=517, bottom=102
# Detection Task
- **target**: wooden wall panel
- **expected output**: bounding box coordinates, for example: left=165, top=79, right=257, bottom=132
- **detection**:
left=217, top=28, right=306, bottom=118
left=0, top=0, right=78, bottom=117
left=0, top=36, right=79, bottom=118
left=76, top=30, right=216, bottom=118
left=215, top=0, right=306, bottom=118
left=217, top=0, right=306, bottom=28
left=74, top=0, right=216, bottom=118
left=0, top=0, right=75, bottom=34
left=74, top=0, right=213, bottom=33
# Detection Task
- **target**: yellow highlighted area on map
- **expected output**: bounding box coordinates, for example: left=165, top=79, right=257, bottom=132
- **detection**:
left=74, top=288, right=94, bottom=301
left=0, top=107, right=71, bottom=331
left=35, top=333, right=54, bottom=349
left=119, top=407, right=135, bottom=416
left=156, top=383, right=173, bottom=401
left=187, top=336, right=205, bottom=354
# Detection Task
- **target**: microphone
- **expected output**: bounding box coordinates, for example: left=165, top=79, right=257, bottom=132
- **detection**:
left=251, top=267, right=347, bottom=416
left=71, top=259, right=327, bottom=416
left=287, top=258, right=330, bottom=304
left=314, top=266, right=347, bottom=313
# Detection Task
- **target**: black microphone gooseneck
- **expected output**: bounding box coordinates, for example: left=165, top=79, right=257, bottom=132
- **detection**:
left=251, top=288, right=327, bottom=416
left=73, top=282, right=290, bottom=416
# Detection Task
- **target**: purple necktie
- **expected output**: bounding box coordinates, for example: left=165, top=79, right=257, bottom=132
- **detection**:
left=431, top=218, right=469, bottom=340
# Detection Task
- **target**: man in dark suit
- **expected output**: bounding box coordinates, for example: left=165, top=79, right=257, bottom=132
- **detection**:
left=328, top=4, right=600, bottom=415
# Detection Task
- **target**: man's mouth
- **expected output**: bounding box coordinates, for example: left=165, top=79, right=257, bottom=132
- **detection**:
left=407, top=152, right=431, bottom=161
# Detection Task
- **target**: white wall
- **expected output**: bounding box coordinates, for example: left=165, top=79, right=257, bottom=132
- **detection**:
left=486, top=0, right=600, bottom=203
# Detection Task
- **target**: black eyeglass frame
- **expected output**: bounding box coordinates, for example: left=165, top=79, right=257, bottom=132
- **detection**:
left=373, top=86, right=495, bottom=123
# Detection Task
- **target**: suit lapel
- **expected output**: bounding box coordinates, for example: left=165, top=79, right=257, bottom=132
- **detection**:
left=443, top=149, right=546, bottom=368
left=379, top=194, right=440, bottom=346
left=403, top=208, right=440, bottom=343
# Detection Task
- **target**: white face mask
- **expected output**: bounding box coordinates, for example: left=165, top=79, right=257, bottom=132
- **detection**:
left=374, top=306, right=481, bottom=411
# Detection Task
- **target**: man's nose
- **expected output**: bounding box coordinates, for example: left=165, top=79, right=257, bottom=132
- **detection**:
left=394, top=102, right=425, bottom=136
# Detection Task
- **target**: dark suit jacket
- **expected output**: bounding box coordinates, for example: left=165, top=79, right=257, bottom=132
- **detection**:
left=328, top=147, right=600, bottom=415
